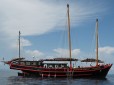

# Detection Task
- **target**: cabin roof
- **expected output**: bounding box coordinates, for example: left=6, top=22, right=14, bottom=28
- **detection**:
left=39, top=58, right=78, bottom=61
left=43, top=63, right=68, bottom=65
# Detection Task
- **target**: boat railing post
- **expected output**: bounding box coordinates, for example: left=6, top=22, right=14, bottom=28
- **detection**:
left=42, top=73, right=43, bottom=78
left=54, top=74, right=56, bottom=78
left=48, top=73, right=50, bottom=78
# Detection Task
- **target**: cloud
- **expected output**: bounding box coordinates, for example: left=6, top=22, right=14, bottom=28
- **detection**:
left=11, top=38, right=32, bottom=49
left=53, top=48, right=80, bottom=58
left=0, top=0, right=108, bottom=37
left=0, top=0, right=65, bottom=37
left=99, top=46, right=114, bottom=55
left=72, top=49, right=81, bottom=57
left=21, top=38, right=32, bottom=47
left=25, top=50, right=44, bottom=60
left=21, top=48, right=81, bottom=60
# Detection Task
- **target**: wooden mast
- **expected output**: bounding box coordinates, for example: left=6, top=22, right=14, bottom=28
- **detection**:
left=19, top=31, right=21, bottom=63
left=67, top=4, right=72, bottom=70
left=96, top=19, right=98, bottom=66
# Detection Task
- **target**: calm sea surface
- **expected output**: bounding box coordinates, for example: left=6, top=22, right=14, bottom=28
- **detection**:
left=0, top=70, right=114, bottom=85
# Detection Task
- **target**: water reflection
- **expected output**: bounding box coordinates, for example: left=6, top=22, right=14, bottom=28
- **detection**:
left=7, top=76, right=113, bottom=85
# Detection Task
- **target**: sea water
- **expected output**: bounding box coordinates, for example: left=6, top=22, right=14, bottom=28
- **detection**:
left=0, top=70, right=114, bottom=85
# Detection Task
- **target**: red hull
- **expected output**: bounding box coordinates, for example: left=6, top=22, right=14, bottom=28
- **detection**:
left=10, top=64, right=112, bottom=78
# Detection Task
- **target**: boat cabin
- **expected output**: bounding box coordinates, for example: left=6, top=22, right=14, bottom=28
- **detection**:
left=12, top=61, right=43, bottom=67
left=43, top=63, right=68, bottom=68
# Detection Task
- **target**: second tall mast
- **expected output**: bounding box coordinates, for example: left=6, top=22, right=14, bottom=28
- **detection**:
left=67, top=4, right=72, bottom=70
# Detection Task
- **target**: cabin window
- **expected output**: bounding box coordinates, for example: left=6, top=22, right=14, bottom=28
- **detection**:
left=20, top=62, right=25, bottom=65
left=26, top=62, right=30, bottom=65
left=58, top=64, right=61, bottom=67
left=31, top=62, right=36, bottom=65
left=12, top=61, right=18, bottom=65
left=61, top=65, right=64, bottom=68
left=55, top=65, right=58, bottom=68
left=44, top=64, right=47, bottom=68
left=38, top=62, right=41, bottom=65
left=49, top=65, right=52, bottom=68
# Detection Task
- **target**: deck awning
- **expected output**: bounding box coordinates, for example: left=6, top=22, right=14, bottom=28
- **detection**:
left=39, top=58, right=78, bottom=61
left=81, top=58, right=104, bottom=63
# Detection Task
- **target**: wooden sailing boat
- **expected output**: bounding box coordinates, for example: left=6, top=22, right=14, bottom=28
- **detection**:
left=5, top=3, right=112, bottom=78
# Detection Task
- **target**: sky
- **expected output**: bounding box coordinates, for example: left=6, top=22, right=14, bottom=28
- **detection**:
left=0, top=0, right=114, bottom=74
